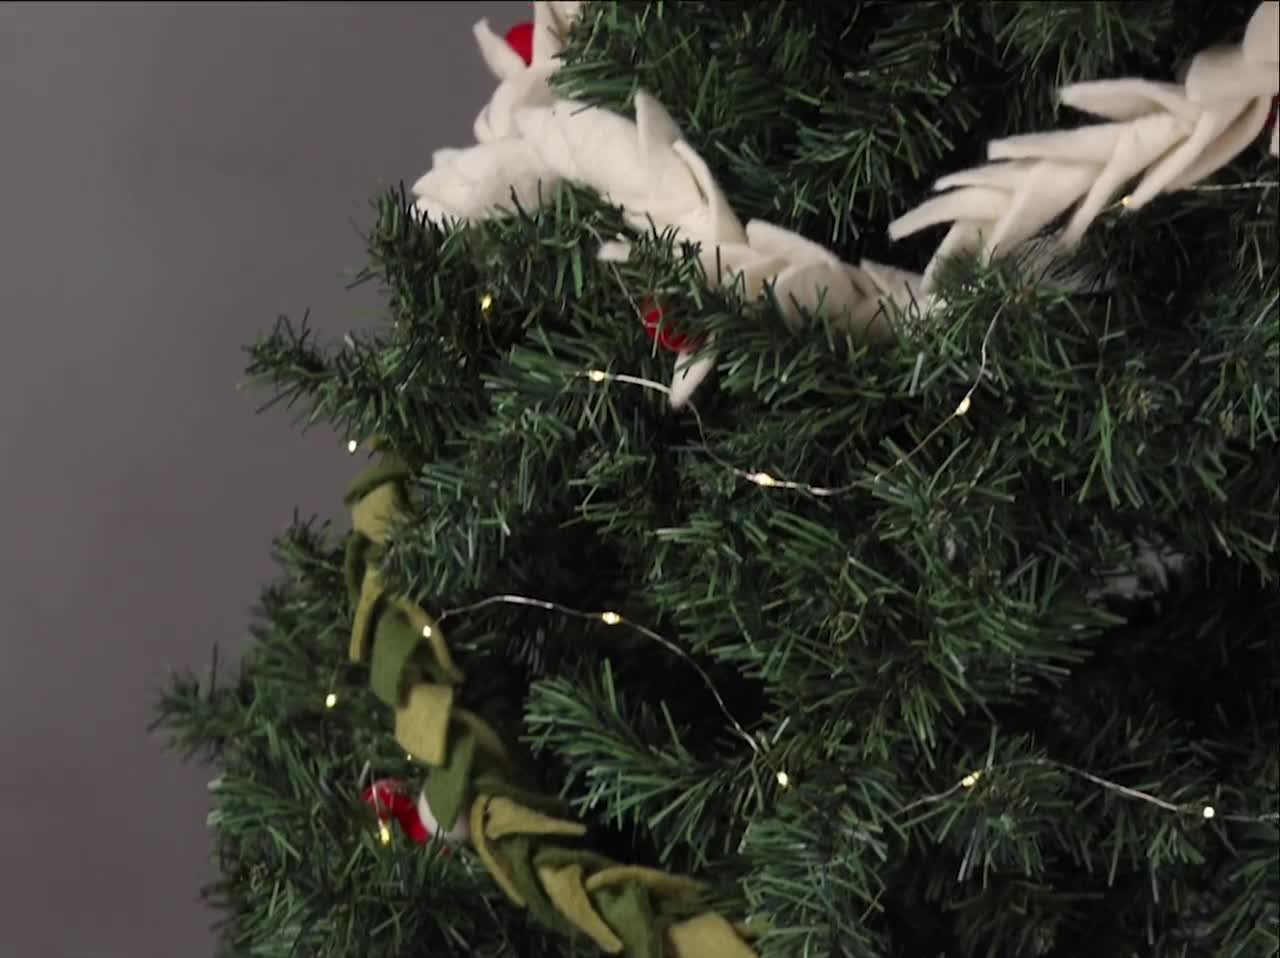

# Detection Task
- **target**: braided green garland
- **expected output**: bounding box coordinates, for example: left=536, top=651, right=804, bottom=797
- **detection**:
left=342, top=447, right=760, bottom=958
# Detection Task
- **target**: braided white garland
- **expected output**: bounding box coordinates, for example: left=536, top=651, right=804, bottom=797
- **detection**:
left=412, top=1, right=1279, bottom=409
left=891, top=1, right=1280, bottom=288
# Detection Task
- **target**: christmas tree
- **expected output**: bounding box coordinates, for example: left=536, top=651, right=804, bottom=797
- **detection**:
left=153, top=2, right=1280, bottom=956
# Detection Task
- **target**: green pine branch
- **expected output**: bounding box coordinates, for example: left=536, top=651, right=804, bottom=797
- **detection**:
left=525, top=663, right=761, bottom=871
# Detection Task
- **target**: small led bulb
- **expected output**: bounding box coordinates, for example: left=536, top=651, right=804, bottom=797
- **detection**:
left=776, top=771, right=790, bottom=788
left=587, top=370, right=608, bottom=383
left=346, top=440, right=359, bottom=453
left=749, top=472, right=778, bottom=487
left=1202, top=806, right=1215, bottom=820
left=601, top=611, right=622, bottom=625
left=324, top=693, right=338, bottom=709
left=955, top=396, right=972, bottom=416
left=379, top=822, right=393, bottom=844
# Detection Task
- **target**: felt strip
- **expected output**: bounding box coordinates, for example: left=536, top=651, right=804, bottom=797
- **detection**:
left=393, top=597, right=464, bottom=683
left=423, top=731, right=476, bottom=832
left=343, top=532, right=373, bottom=604
left=470, top=796, right=526, bottom=906
left=349, top=567, right=386, bottom=663
left=483, top=795, right=587, bottom=841
left=369, top=609, right=422, bottom=706
left=394, top=683, right=454, bottom=766
left=584, top=865, right=703, bottom=899
left=666, top=913, right=758, bottom=958
left=536, top=864, right=624, bottom=954
left=532, top=846, right=618, bottom=874
left=474, top=772, right=571, bottom=816
left=344, top=451, right=410, bottom=505
left=503, top=835, right=568, bottom=934
left=347, top=541, right=461, bottom=681
left=453, top=708, right=513, bottom=770
left=340, top=450, right=763, bottom=955
left=594, top=884, right=662, bottom=958
left=352, top=482, right=404, bottom=545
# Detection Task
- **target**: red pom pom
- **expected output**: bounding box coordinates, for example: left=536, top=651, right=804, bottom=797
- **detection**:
left=362, top=779, right=432, bottom=846
left=505, top=22, right=534, bottom=65
left=641, top=298, right=700, bottom=353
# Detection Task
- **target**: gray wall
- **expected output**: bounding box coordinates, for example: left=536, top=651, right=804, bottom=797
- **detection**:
left=0, top=3, right=523, bottom=955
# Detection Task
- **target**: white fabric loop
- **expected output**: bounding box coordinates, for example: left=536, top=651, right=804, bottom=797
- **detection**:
left=891, top=1, right=1279, bottom=289
left=412, top=1, right=1278, bottom=407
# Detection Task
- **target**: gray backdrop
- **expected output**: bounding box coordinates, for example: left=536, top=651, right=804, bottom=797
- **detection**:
left=0, top=3, right=523, bottom=955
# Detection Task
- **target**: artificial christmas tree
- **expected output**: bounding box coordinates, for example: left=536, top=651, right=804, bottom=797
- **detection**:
left=154, top=2, right=1280, bottom=956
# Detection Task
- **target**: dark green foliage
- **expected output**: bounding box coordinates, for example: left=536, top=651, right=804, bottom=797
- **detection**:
left=154, top=2, right=1279, bottom=956
left=153, top=520, right=595, bottom=958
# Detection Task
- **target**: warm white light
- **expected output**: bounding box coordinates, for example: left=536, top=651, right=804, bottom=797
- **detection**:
left=346, top=439, right=359, bottom=453
left=379, top=822, right=393, bottom=844
left=962, top=771, right=981, bottom=789
left=749, top=472, right=778, bottom=487
left=587, top=369, right=608, bottom=383
left=325, top=693, right=338, bottom=709
left=480, top=293, right=493, bottom=311
left=1202, top=805, right=1215, bottom=819
left=601, top=611, right=622, bottom=625
left=955, top=396, right=972, bottom=416
left=776, top=771, right=790, bottom=788
left=422, top=624, right=433, bottom=638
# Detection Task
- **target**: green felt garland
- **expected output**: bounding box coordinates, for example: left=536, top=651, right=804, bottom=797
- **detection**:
left=342, top=447, right=761, bottom=958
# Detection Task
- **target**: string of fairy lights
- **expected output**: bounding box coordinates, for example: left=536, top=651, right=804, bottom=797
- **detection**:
left=325, top=589, right=1279, bottom=831
left=583, top=222, right=1008, bottom=497
left=572, top=182, right=1275, bottom=499
left=577, top=361, right=982, bottom=496
left=321, top=181, right=1280, bottom=851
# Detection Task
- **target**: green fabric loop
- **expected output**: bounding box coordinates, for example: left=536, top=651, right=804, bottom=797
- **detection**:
left=416, top=658, right=455, bottom=687
left=473, top=771, right=572, bottom=818
left=344, top=451, right=411, bottom=505
left=347, top=558, right=386, bottom=664
left=344, top=451, right=760, bottom=958
left=396, top=683, right=455, bottom=766
left=539, top=864, right=624, bottom=953
left=500, top=835, right=570, bottom=937
left=666, top=913, right=760, bottom=958
left=424, top=730, right=476, bottom=832
left=369, top=609, right=422, bottom=707
left=343, top=533, right=374, bottom=604
left=533, top=846, right=617, bottom=874
left=596, top=884, right=662, bottom=958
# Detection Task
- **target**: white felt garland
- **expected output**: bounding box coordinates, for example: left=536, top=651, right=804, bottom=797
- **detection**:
left=890, top=1, right=1280, bottom=288
left=411, top=1, right=1279, bottom=408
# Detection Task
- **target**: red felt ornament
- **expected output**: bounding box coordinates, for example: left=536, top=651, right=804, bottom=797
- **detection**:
left=362, top=778, right=433, bottom=845
left=641, top=298, right=701, bottom=353
left=361, top=778, right=468, bottom=852
left=505, top=22, right=534, bottom=65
